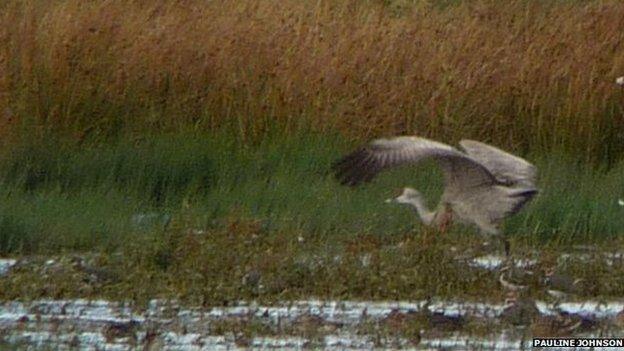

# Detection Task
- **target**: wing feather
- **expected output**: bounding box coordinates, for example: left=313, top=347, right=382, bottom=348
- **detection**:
left=333, top=136, right=539, bottom=230
left=333, top=136, right=498, bottom=193
left=459, top=140, right=537, bottom=186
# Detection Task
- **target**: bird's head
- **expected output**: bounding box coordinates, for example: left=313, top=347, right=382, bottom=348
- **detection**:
left=385, top=187, right=422, bottom=205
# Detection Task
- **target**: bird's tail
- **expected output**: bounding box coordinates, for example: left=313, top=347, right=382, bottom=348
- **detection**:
left=509, top=188, right=538, bottom=198
left=507, top=188, right=538, bottom=214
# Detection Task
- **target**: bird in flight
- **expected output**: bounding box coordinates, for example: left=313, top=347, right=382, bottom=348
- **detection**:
left=333, top=136, right=538, bottom=256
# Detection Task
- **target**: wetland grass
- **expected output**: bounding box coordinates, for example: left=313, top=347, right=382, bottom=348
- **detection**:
left=1, top=131, right=624, bottom=255
left=0, top=0, right=624, bottom=303
left=0, top=132, right=623, bottom=303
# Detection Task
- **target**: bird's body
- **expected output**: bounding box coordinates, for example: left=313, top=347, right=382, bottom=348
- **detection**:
left=333, top=136, right=538, bottom=252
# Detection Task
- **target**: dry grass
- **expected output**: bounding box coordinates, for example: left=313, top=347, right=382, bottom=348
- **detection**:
left=1, top=0, right=624, bottom=160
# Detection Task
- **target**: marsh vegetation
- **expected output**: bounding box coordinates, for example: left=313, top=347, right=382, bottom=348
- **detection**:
left=1, top=0, right=624, bottom=347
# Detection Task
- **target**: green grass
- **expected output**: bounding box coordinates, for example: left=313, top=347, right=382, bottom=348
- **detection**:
left=0, top=129, right=623, bottom=255
left=0, top=130, right=623, bottom=303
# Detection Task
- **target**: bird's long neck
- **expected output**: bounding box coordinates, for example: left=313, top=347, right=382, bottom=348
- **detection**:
left=406, top=197, right=436, bottom=225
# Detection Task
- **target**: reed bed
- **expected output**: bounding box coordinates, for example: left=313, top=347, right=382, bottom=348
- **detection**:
left=2, top=0, right=624, bottom=161
left=1, top=1, right=624, bottom=303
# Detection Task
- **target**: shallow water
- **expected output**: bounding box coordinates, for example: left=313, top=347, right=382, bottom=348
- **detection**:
left=0, top=259, right=16, bottom=276
left=2, top=248, right=623, bottom=349
left=1, top=298, right=623, bottom=350
left=468, top=255, right=537, bottom=270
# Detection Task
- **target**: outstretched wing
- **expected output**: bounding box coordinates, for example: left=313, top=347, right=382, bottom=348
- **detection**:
left=332, top=136, right=498, bottom=193
left=459, top=140, right=537, bottom=186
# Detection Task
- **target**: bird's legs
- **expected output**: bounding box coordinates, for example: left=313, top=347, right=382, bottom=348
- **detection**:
left=504, top=237, right=511, bottom=257
left=479, top=225, right=509, bottom=256
left=481, top=227, right=514, bottom=271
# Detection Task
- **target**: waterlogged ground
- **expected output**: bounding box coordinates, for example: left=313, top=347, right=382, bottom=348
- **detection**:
left=2, top=248, right=624, bottom=350
left=1, top=297, right=624, bottom=350
left=0, top=131, right=623, bottom=348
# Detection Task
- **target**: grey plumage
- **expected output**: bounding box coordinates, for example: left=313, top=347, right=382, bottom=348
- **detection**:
left=333, top=136, right=538, bottom=237
left=458, top=140, right=536, bottom=187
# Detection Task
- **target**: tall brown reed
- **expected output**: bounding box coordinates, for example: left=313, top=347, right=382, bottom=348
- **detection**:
left=2, top=0, right=624, bottom=161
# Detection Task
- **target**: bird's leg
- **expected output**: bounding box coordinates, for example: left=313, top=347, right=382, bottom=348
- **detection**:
left=488, top=225, right=510, bottom=259
left=479, top=226, right=508, bottom=257
left=504, top=237, right=511, bottom=257
left=501, top=236, right=514, bottom=270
